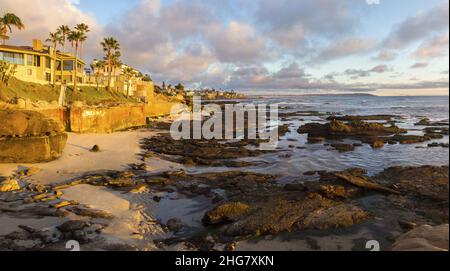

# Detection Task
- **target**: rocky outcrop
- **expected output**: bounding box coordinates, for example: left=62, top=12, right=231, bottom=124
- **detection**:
left=392, top=224, right=449, bottom=251
left=0, top=179, right=20, bottom=192
left=203, top=202, right=250, bottom=225
left=0, top=109, right=67, bottom=163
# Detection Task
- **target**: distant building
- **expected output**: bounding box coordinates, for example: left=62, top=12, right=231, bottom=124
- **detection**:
left=0, top=39, right=85, bottom=85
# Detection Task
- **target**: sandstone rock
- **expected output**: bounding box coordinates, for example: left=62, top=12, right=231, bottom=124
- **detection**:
left=203, top=202, right=250, bottom=225
left=53, top=200, right=78, bottom=209
left=392, top=224, right=449, bottom=251
left=335, top=172, right=400, bottom=195
left=68, top=206, right=114, bottom=219
left=0, top=179, right=20, bottom=192
left=299, top=204, right=369, bottom=230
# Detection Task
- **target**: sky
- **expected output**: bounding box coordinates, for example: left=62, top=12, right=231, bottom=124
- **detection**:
left=1, top=0, right=449, bottom=95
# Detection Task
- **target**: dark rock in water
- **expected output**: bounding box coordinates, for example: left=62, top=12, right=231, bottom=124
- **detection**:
left=203, top=202, right=250, bottom=225
left=166, top=218, right=185, bottom=232
left=327, top=115, right=400, bottom=121
left=304, top=171, right=317, bottom=176
left=388, top=134, right=431, bottom=144
left=370, top=139, right=385, bottom=149
left=330, top=144, right=355, bottom=152
left=298, top=120, right=406, bottom=146
left=428, top=142, right=449, bottom=148
left=415, top=118, right=449, bottom=127
left=90, top=145, right=100, bottom=152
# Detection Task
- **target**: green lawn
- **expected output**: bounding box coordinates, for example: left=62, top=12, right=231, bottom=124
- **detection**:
left=0, top=78, right=140, bottom=105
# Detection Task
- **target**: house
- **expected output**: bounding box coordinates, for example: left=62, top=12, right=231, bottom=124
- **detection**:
left=90, top=60, right=155, bottom=101
left=0, top=39, right=85, bottom=85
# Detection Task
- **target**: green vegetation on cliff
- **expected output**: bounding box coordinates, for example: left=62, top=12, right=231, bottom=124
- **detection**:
left=0, top=78, right=139, bottom=105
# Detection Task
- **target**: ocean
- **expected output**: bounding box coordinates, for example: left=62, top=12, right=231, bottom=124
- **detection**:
left=192, top=95, right=450, bottom=178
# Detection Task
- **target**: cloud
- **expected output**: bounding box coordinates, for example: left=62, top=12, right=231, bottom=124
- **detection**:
left=344, top=64, right=390, bottom=79
left=314, top=37, right=376, bottom=63
left=410, top=62, right=428, bottom=69
left=373, top=50, right=398, bottom=61
left=413, top=34, right=449, bottom=59
left=206, top=21, right=268, bottom=63
left=383, top=2, right=449, bottom=49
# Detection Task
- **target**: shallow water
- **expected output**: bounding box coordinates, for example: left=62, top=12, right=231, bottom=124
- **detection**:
left=194, top=95, right=449, bottom=177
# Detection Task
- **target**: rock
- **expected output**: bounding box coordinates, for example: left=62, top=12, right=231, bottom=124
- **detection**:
left=392, top=224, right=449, bottom=251
left=335, top=172, right=400, bottom=195
left=166, top=218, right=185, bottom=232
left=299, top=204, right=369, bottom=230
left=129, top=184, right=149, bottom=194
left=428, top=142, right=449, bottom=148
left=320, top=185, right=359, bottom=199
left=225, top=242, right=237, bottom=251
left=57, top=220, right=90, bottom=233
left=203, top=202, right=250, bottom=225
left=327, top=115, right=399, bottom=121
left=370, top=139, right=385, bottom=149
left=330, top=144, right=355, bottom=152
left=298, top=120, right=406, bottom=143
left=68, top=206, right=114, bottom=219
left=53, top=200, right=78, bottom=209
left=284, top=183, right=308, bottom=191
left=0, top=179, right=20, bottom=192
left=90, top=145, right=100, bottom=152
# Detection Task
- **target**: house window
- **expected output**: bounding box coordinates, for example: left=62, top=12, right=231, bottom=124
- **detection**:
left=34, top=55, right=41, bottom=67
left=1, top=52, right=24, bottom=65
left=63, top=60, right=74, bottom=71
left=27, top=55, right=33, bottom=65
left=45, top=73, right=51, bottom=82
left=45, top=57, right=51, bottom=69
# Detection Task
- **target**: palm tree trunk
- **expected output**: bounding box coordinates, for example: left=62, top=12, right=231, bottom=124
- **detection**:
left=52, top=43, right=57, bottom=86
left=107, top=50, right=111, bottom=91
left=74, top=43, right=79, bottom=92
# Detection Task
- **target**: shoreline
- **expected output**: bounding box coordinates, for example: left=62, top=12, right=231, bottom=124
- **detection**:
left=0, top=101, right=448, bottom=251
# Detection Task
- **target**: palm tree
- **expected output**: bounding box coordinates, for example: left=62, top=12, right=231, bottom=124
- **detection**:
left=91, top=60, right=106, bottom=91
left=101, top=37, right=120, bottom=91
left=67, top=30, right=83, bottom=92
left=0, top=12, right=25, bottom=45
left=75, top=23, right=89, bottom=59
left=46, top=31, right=62, bottom=86
left=57, top=25, right=70, bottom=53
left=123, top=67, right=135, bottom=96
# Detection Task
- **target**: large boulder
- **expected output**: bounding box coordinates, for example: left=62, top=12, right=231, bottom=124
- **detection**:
left=0, top=109, right=67, bottom=163
left=0, top=109, right=63, bottom=137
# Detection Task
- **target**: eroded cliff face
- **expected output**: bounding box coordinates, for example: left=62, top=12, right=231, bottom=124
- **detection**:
left=0, top=109, right=67, bottom=163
